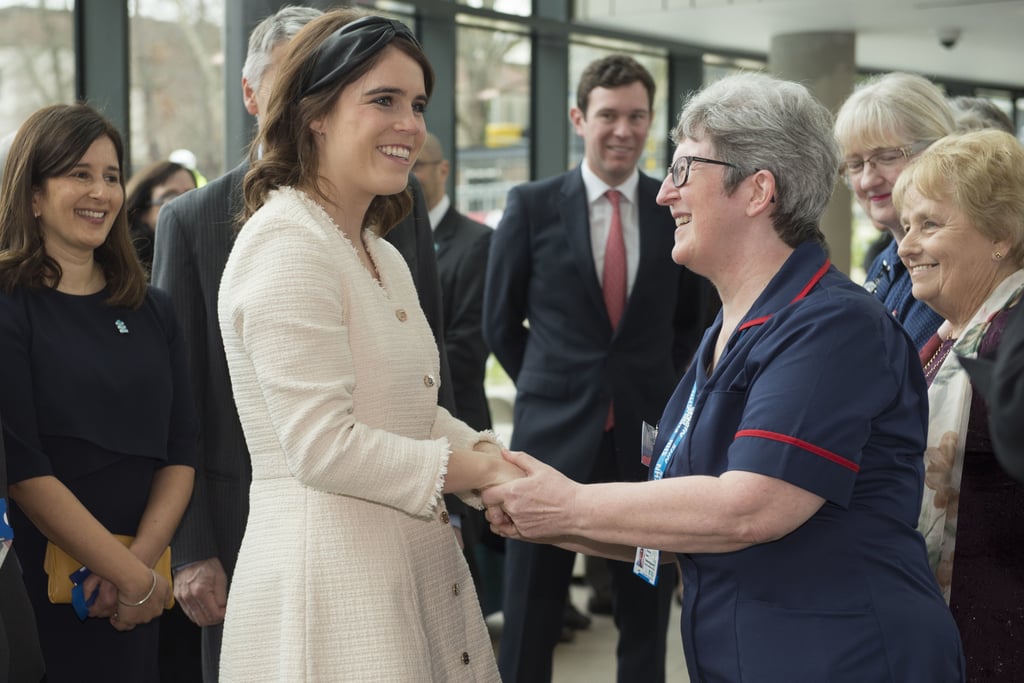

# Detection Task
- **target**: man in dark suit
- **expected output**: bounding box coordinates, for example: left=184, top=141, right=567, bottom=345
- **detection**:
left=152, top=8, right=454, bottom=681
left=484, top=55, right=708, bottom=683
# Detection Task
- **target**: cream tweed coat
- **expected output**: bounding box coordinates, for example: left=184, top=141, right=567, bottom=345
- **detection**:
left=217, top=187, right=500, bottom=682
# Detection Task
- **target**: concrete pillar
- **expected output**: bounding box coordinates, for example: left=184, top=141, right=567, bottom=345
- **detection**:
left=769, top=32, right=855, bottom=274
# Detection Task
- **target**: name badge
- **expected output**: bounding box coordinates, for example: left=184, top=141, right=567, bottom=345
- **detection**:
left=633, top=546, right=660, bottom=586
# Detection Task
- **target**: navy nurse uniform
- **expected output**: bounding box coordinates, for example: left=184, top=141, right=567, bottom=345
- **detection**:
left=0, top=286, right=197, bottom=682
left=864, top=239, right=943, bottom=351
left=656, top=242, right=964, bottom=683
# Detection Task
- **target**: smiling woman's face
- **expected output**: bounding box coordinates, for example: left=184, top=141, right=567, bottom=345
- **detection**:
left=32, top=135, right=123, bottom=260
left=897, top=185, right=1007, bottom=327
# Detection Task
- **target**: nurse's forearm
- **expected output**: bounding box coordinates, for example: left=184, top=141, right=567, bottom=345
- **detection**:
left=568, top=471, right=824, bottom=554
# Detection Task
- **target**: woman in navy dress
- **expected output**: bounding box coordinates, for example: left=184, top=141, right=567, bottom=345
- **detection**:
left=0, top=104, right=196, bottom=681
left=483, top=73, right=964, bottom=682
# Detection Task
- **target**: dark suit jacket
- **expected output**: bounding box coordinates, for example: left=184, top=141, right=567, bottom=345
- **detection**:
left=153, top=165, right=453, bottom=581
left=484, top=166, right=707, bottom=483
left=434, top=206, right=492, bottom=432
left=963, top=300, right=1024, bottom=482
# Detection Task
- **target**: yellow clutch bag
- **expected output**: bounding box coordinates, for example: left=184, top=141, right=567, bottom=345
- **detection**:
left=44, top=534, right=174, bottom=609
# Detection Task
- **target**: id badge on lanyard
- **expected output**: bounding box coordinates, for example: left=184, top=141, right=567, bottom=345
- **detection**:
left=633, top=383, right=697, bottom=586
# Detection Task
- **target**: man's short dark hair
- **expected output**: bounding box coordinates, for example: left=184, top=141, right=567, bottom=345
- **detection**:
left=576, top=54, right=655, bottom=115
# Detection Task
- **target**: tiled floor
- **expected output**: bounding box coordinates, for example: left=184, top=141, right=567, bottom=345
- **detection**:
left=487, top=583, right=690, bottom=683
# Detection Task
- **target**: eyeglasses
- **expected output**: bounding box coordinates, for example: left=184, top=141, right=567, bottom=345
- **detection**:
left=667, top=155, right=739, bottom=188
left=841, top=142, right=931, bottom=179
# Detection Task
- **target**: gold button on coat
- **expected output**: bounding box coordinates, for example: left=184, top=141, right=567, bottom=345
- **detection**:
left=462, top=652, right=470, bottom=665
left=440, top=510, right=450, bottom=524
left=424, top=375, right=435, bottom=387
left=395, top=309, right=407, bottom=322
left=452, top=583, right=460, bottom=595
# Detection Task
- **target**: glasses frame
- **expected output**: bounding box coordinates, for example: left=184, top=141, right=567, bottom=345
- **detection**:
left=841, top=141, right=932, bottom=180
left=667, top=155, right=739, bottom=188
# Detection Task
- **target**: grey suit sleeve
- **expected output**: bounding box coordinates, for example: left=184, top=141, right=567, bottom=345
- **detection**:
left=153, top=201, right=218, bottom=566
left=483, top=186, right=531, bottom=383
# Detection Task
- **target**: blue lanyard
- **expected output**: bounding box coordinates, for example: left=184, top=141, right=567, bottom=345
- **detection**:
left=651, top=383, right=697, bottom=481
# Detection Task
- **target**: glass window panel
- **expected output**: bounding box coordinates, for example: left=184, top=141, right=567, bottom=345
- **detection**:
left=568, top=38, right=669, bottom=183
left=454, top=18, right=531, bottom=226
left=0, top=1, right=76, bottom=146
left=128, top=0, right=224, bottom=179
left=457, top=0, right=531, bottom=17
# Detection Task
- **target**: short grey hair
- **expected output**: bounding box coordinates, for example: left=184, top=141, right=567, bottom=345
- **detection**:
left=672, top=72, right=840, bottom=247
left=241, top=6, right=323, bottom=91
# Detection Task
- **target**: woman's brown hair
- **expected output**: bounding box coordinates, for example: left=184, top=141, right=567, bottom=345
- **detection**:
left=0, top=103, right=146, bottom=308
left=241, top=10, right=435, bottom=236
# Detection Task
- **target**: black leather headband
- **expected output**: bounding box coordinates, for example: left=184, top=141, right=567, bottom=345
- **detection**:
left=299, top=16, right=420, bottom=101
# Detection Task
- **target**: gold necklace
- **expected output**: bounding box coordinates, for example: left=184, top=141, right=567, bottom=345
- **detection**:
left=924, top=339, right=954, bottom=376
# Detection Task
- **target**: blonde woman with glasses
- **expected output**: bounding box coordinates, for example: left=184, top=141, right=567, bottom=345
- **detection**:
left=835, top=71, right=955, bottom=350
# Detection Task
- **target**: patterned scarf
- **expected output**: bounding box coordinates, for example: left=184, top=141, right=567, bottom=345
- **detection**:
left=919, top=268, right=1024, bottom=602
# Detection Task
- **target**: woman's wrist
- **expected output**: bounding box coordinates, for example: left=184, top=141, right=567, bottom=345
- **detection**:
left=117, top=568, right=157, bottom=607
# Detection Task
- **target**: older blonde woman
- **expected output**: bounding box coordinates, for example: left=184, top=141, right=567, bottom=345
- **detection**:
left=835, top=72, right=955, bottom=350
left=894, top=128, right=1024, bottom=680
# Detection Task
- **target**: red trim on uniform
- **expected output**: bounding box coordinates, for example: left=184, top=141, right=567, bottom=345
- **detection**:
left=734, top=428, right=860, bottom=472
left=735, top=259, right=831, bottom=332
left=738, top=315, right=771, bottom=331
left=792, top=258, right=830, bottom=303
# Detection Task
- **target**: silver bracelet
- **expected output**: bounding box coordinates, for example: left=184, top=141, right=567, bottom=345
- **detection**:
left=118, top=568, right=157, bottom=607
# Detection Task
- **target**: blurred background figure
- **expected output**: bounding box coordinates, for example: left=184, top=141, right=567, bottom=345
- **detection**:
left=0, top=103, right=196, bottom=682
left=835, top=71, right=954, bottom=350
left=168, top=149, right=208, bottom=187
left=125, top=160, right=197, bottom=276
left=948, top=95, right=1016, bottom=135
left=894, top=128, right=1024, bottom=681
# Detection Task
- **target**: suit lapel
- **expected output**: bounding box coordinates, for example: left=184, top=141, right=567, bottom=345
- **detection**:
left=560, top=168, right=608, bottom=323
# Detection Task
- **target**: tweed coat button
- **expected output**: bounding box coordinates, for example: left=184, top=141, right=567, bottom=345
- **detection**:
left=462, top=652, right=470, bottom=665
left=440, top=510, right=450, bottom=524
left=452, top=583, right=460, bottom=596
left=424, top=375, right=435, bottom=387
left=396, top=309, right=407, bottom=322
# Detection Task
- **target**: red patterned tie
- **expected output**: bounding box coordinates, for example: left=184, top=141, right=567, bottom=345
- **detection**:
left=603, top=189, right=626, bottom=430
